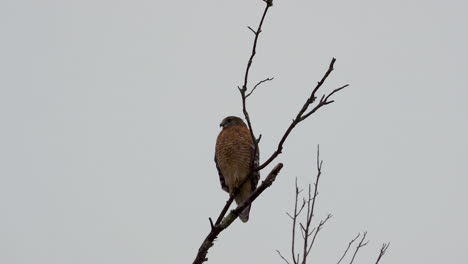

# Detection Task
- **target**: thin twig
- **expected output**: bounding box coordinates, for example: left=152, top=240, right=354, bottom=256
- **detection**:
left=276, top=250, right=291, bottom=264
left=240, top=4, right=269, bottom=91
left=301, top=146, right=323, bottom=264
left=300, top=84, right=349, bottom=120
left=214, top=195, right=234, bottom=226
left=208, top=218, right=214, bottom=229
left=349, top=231, right=369, bottom=264
left=277, top=147, right=333, bottom=264
left=288, top=178, right=306, bottom=263
left=301, top=184, right=312, bottom=264
left=336, top=233, right=361, bottom=264
left=375, top=243, right=390, bottom=264
left=290, top=178, right=300, bottom=263
left=246, top=77, right=274, bottom=98
left=306, top=214, right=332, bottom=256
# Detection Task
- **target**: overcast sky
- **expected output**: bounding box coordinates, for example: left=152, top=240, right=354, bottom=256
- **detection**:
left=1, top=0, right=467, bottom=263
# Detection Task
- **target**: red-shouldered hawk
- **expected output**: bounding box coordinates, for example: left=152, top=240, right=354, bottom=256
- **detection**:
left=215, top=116, right=260, bottom=222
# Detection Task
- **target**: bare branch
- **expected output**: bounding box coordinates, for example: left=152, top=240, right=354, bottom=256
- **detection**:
left=192, top=163, right=283, bottom=264
left=336, top=233, right=361, bottom=264
left=256, top=59, right=348, bottom=171
left=301, top=147, right=323, bottom=264
left=300, top=226, right=306, bottom=240
left=349, top=231, right=369, bottom=264
left=297, top=202, right=306, bottom=217
left=214, top=195, right=234, bottom=226
left=306, top=214, right=333, bottom=256
left=208, top=217, right=214, bottom=229
left=240, top=3, right=270, bottom=93
left=276, top=250, right=291, bottom=264
left=246, top=77, right=275, bottom=98
left=325, top=84, right=349, bottom=102
left=375, top=243, right=390, bottom=264
left=238, top=2, right=273, bottom=165
left=289, top=177, right=302, bottom=264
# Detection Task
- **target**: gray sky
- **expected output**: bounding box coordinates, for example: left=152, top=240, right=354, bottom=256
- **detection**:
left=1, top=0, right=467, bottom=263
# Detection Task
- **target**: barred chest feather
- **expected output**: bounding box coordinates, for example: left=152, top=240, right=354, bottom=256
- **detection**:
left=215, top=126, right=253, bottom=191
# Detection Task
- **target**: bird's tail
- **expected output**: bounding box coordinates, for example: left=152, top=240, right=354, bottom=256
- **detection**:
left=239, top=204, right=251, bottom=222
left=235, top=182, right=253, bottom=223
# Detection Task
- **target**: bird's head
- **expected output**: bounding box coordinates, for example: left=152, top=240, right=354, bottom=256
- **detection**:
left=220, top=116, right=246, bottom=129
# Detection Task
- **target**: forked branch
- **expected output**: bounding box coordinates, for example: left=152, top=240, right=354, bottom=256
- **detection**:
left=277, top=146, right=332, bottom=264
left=238, top=1, right=273, bottom=159
left=192, top=163, right=283, bottom=264
left=336, top=233, right=361, bottom=264
left=375, top=243, right=390, bottom=264
left=276, top=149, right=389, bottom=264
left=236, top=0, right=348, bottom=175
left=349, top=231, right=369, bottom=264
left=256, top=59, right=349, bottom=171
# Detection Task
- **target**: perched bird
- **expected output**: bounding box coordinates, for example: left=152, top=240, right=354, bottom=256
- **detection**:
left=215, top=116, right=260, bottom=222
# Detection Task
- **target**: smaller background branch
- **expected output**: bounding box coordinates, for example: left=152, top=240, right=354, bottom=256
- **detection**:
left=276, top=147, right=390, bottom=264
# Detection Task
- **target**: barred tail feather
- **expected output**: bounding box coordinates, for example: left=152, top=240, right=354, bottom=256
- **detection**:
left=239, top=205, right=251, bottom=222
left=235, top=182, right=253, bottom=223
